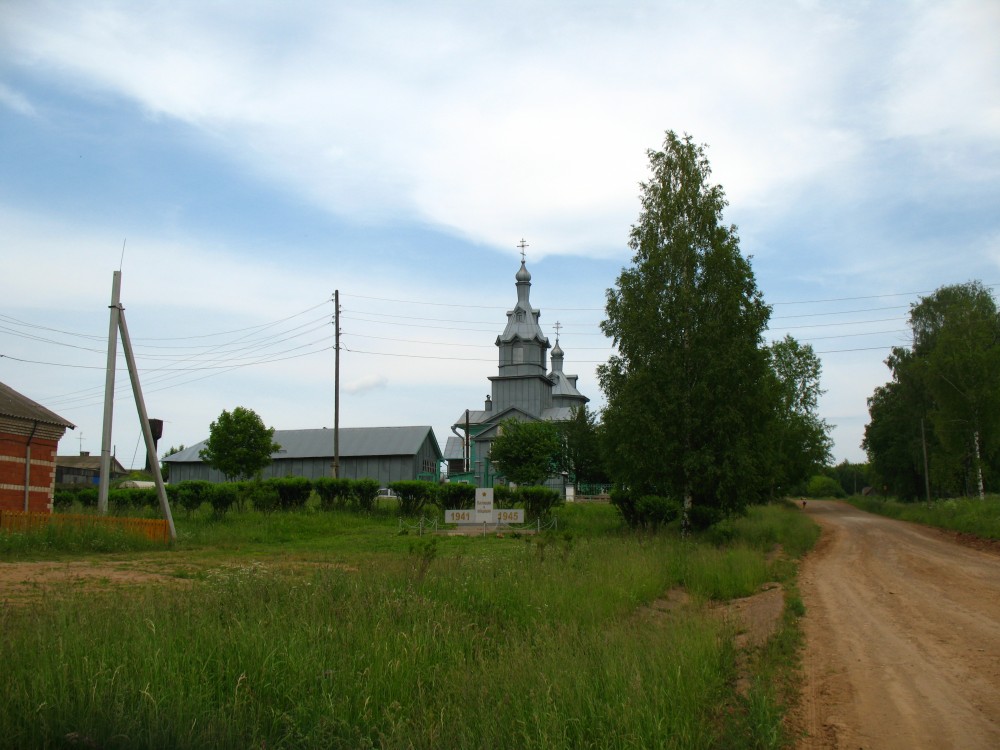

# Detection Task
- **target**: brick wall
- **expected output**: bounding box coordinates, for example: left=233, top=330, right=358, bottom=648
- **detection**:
left=0, top=431, right=61, bottom=513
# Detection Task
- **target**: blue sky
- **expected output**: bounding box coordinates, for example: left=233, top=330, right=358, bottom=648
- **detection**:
left=1, top=0, right=998, bottom=469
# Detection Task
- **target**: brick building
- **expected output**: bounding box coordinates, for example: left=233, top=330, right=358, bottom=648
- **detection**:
left=0, top=381, right=75, bottom=513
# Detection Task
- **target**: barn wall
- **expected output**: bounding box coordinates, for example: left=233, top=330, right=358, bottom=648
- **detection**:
left=342, top=456, right=412, bottom=485
left=168, top=452, right=436, bottom=486
left=415, top=436, right=441, bottom=480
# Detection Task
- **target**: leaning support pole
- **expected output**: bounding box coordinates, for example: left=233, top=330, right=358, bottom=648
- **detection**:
left=98, top=271, right=122, bottom=514
left=118, top=309, right=177, bottom=541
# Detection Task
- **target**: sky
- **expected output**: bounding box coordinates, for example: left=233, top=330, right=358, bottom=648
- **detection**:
left=1, top=0, right=998, bottom=472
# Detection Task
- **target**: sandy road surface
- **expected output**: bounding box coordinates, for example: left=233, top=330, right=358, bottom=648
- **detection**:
left=795, top=500, right=1000, bottom=749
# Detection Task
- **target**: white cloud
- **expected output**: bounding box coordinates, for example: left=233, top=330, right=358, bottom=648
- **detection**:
left=882, top=0, right=1000, bottom=143
left=0, top=81, right=36, bottom=116
left=0, top=0, right=923, bottom=258
left=342, top=374, right=388, bottom=394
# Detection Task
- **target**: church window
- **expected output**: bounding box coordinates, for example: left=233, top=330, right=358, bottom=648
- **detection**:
left=513, top=346, right=524, bottom=364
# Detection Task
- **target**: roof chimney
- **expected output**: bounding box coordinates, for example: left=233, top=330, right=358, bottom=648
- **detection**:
left=485, top=394, right=493, bottom=412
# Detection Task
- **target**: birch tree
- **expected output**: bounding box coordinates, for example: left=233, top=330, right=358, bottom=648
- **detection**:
left=599, top=132, right=772, bottom=526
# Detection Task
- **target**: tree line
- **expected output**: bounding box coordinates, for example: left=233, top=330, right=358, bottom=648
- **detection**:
left=863, top=281, right=1000, bottom=500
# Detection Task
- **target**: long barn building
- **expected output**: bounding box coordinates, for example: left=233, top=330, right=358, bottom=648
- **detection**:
left=164, top=426, right=442, bottom=485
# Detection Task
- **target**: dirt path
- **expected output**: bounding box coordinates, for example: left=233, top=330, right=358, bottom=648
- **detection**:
left=794, top=500, right=1000, bottom=749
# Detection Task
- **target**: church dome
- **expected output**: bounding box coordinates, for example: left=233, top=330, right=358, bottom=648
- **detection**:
left=515, top=260, right=531, bottom=283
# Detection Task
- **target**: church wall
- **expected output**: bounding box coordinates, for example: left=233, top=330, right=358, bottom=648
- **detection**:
left=491, top=376, right=553, bottom=416
left=498, top=342, right=548, bottom=373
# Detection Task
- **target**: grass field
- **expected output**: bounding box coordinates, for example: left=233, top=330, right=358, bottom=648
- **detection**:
left=0, top=502, right=818, bottom=749
left=846, top=494, right=1000, bottom=540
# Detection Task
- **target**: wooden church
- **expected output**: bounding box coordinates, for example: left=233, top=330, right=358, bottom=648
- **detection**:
left=450, top=257, right=588, bottom=487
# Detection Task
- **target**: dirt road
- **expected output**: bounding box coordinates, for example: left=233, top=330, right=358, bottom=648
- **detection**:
left=795, top=500, right=1000, bottom=749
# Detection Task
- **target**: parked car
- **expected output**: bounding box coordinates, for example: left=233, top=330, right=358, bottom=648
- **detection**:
left=376, top=487, right=398, bottom=499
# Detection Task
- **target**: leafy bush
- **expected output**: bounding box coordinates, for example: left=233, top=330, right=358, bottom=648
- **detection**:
left=437, top=483, right=476, bottom=509
left=636, top=494, right=682, bottom=529
left=173, top=481, right=213, bottom=515
left=247, top=482, right=280, bottom=514
left=109, top=488, right=157, bottom=510
left=805, top=475, right=846, bottom=499
left=611, top=488, right=719, bottom=530
left=389, top=480, right=438, bottom=516
left=494, top=484, right=515, bottom=508
left=54, top=486, right=98, bottom=509
left=209, top=483, right=238, bottom=517
left=313, top=478, right=353, bottom=510
left=517, top=486, right=562, bottom=520
left=268, top=477, right=312, bottom=510
left=53, top=490, right=76, bottom=510
left=687, top=503, right=723, bottom=530
left=610, top=488, right=641, bottom=528
left=351, top=478, right=380, bottom=512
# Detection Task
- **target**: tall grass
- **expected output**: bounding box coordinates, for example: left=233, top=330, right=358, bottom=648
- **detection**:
left=0, top=502, right=819, bottom=748
left=847, top=494, right=1000, bottom=540
left=0, top=521, right=162, bottom=558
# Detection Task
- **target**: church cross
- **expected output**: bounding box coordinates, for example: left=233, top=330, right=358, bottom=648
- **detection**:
left=554, top=321, right=562, bottom=341
left=517, top=238, right=529, bottom=262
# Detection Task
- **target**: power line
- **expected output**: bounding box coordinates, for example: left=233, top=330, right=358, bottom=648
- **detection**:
left=343, top=285, right=999, bottom=311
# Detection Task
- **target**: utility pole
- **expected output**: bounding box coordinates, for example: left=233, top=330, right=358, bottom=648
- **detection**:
left=96, top=270, right=176, bottom=540
left=98, top=271, right=122, bottom=514
left=118, top=309, right=176, bottom=540
left=333, top=289, right=340, bottom=479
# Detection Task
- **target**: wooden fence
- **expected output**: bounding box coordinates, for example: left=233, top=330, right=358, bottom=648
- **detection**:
left=0, top=510, right=170, bottom=544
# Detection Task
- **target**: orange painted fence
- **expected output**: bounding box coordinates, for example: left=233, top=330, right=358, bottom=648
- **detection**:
left=0, top=510, right=170, bottom=544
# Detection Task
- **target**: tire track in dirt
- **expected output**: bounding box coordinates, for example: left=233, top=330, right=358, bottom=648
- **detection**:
left=794, top=500, right=1000, bottom=749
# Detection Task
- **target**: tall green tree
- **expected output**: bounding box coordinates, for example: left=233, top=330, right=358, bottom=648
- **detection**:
left=199, top=407, right=280, bottom=482
left=599, top=131, right=773, bottom=524
left=489, top=418, right=561, bottom=487
left=911, top=282, right=1000, bottom=497
left=864, top=282, right=1000, bottom=498
left=862, top=357, right=931, bottom=500
left=559, top=405, right=609, bottom=484
left=764, top=335, right=832, bottom=496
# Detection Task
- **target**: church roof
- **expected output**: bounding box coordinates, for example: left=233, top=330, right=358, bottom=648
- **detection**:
left=550, top=371, right=588, bottom=401
left=497, top=260, right=549, bottom=346
left=548, top=338, right=588, bottom=402
left=451, top=404, right=581, bottom=429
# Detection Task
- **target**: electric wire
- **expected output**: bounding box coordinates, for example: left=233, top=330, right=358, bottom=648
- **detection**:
left=1, top=282, right=961, bottom=407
